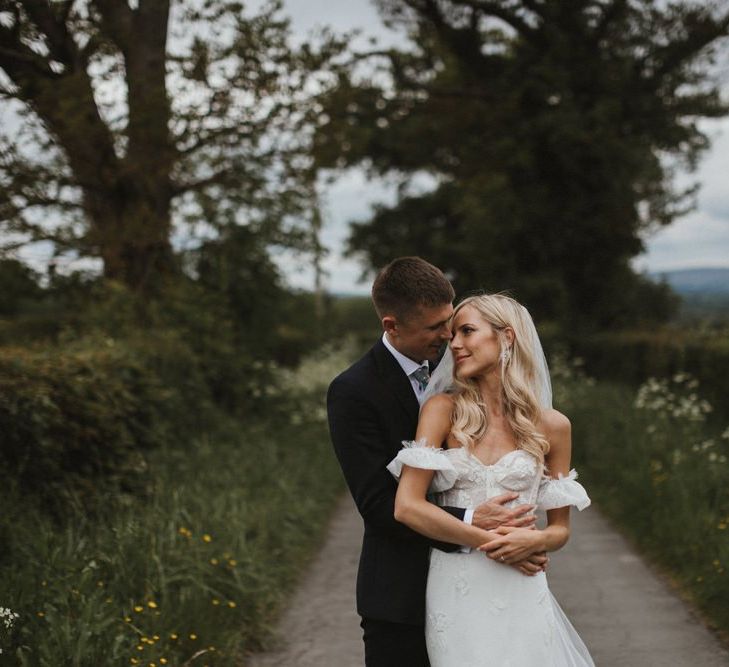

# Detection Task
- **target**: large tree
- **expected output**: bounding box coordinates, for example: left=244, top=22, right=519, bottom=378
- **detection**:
left=0, top=0, right=339, bottom=290
left=315, top=0, right=729, bottom=328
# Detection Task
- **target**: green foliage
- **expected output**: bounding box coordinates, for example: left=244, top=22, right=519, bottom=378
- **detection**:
left=0, top=342, right=355, bottom=664
left=316, top=0, right=729, bottom=330
left=554, top=360, right=729, bottom=635
left=0, top=343, right=164, bottom=515
left=570, top=328, right=729, bottom=417
left=324, top=294, right=381, bottom=353
left=0, top=419, right=343, bottom=665
left=0, top=272, right=299, bottom=514
left=0, top=259, right=42, bottom=316
left=0, top=1, right=345, bottom=290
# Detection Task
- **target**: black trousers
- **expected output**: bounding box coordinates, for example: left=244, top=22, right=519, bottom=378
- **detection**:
left=360, top=617, right=430, bottom=667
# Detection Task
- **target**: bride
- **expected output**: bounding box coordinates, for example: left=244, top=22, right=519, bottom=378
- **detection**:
left=387, top=294, right=595, bottom=666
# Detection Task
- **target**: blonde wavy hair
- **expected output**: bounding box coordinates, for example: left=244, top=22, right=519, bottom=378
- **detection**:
left=450, top=294, right=550, bottom=465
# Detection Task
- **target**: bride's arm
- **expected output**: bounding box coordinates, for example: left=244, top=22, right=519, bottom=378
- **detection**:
left=479, top=410, right=572, bottom=563
left=394, top=395, right=498, bottom=549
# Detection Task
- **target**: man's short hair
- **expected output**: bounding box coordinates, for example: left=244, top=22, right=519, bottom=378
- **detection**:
left=372, top=257, right=455, bottom=321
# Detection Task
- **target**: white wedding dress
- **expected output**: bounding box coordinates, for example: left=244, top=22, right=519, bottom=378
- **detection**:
left=388, top=440, right=595, bottom=667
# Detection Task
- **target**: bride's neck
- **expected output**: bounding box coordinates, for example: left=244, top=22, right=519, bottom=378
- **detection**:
left=476, top=372, right=505, bottom=417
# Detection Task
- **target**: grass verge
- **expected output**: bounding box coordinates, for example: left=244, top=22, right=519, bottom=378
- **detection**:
left=1, top=409, right=343, bottom=666
left=554, top=362, right=729, bottom=639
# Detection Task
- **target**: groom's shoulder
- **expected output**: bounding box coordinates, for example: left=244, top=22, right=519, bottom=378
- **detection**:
left=328, top=343, right=379, bottom=395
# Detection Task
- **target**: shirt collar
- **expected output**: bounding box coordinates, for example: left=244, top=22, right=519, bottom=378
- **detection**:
left=382, top=332, right=427, bottom=377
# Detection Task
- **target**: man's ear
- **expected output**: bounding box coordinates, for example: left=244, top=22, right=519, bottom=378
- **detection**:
left=382, top=315, right=398, bottom=336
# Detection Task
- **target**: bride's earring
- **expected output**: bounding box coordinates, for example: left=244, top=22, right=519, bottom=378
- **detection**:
left=500, top=346, right=512, bottom=366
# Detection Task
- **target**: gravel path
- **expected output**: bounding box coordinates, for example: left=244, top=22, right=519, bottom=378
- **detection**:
left=248, top=494, right=729, bottom=666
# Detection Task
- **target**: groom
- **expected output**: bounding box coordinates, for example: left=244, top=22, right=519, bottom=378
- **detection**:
left=327, top=257, right=540, bottom=666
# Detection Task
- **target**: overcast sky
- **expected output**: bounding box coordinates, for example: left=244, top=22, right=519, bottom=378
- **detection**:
left=274, top=0, right=729, bottom=294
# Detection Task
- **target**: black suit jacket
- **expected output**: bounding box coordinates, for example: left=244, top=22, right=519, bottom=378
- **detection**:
left=327, top=338, right=465, bottom=625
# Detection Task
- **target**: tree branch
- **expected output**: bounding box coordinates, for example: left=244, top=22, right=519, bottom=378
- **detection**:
left=651, top=10, right=729, bottom=83
left=91, top=0, right=134, bottom=52
left=450, top=0, right=538, bottom=38
left=21, top=0, right=78, bottom=63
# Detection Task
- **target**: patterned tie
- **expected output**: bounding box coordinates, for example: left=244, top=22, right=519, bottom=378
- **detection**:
left=411, top=365, right=430, bottom=393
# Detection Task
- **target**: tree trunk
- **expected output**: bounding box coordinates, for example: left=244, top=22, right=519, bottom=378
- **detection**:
left=0, top=0, right=176, bottom=292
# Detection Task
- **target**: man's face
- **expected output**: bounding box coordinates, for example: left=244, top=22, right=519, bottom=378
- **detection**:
left=385, top=302, right=454, bottom=363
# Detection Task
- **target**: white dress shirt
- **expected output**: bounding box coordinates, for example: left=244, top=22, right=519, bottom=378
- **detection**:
left=382, top=333, right=430, bottom=404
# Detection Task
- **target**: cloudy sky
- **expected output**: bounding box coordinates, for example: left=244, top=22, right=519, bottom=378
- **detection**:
left=275, top=0, right=729, bottom=294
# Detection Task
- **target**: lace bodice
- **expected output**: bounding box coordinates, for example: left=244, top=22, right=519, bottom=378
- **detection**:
left=387, top=439, right=590, bottom=512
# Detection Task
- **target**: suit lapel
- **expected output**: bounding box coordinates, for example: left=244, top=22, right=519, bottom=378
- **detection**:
left=372, top=339, right=420, bottom=425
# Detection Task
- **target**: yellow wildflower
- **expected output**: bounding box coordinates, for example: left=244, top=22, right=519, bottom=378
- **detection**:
left=147, top=601, right=158, bottom=609
left=228, top=559, right=237, bottom=567
left=159, top=660, right=168, bottom=665
left=37, top=611, right=45, bottom=618
left=212, top=599, right=220, bottom=606
left=170, top=633, right=178, bottom=640
left=134, top=605, right=144, bottom=613
left=202, top=534, right=212, bottom=543
left=210, top=558, right=219, bottom=565
left=189, top=633, right=197, bottom=640
left=227, top=601, right=236, bottom=609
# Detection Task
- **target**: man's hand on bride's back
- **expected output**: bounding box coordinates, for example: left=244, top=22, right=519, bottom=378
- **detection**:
left=472, top=493, right=537, bottom=530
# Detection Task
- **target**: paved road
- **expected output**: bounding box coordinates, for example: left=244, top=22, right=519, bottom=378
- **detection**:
left=249, top=494, right=729, bottom=666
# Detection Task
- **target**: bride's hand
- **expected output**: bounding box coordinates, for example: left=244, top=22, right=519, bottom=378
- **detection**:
left=476, top=526, right=544, bottom=565
left=510, top=551, right=549, bottom=576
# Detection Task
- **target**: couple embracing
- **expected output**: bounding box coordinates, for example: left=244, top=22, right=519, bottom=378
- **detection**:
left=327, top=257, right=594, bottom=666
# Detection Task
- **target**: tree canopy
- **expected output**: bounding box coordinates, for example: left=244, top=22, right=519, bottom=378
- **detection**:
left=0, top=0, right=342, bottom=290
left=315, top=0, right=729, bottom=328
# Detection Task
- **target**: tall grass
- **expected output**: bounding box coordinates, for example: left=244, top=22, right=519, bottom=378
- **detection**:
left=0, top=341, right=357, bottom=665
left=553, top=356, right=729, bottom=635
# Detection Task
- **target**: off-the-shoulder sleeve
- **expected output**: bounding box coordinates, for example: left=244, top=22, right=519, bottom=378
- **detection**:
left=386, top=438, right=458, bottom=493
left=537, top=470, right=591, bottom=511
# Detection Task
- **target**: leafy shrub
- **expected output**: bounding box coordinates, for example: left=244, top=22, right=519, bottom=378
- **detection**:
left=570, top=329, right=729, bottom=418
left=0, top=343, right=167, bottom=514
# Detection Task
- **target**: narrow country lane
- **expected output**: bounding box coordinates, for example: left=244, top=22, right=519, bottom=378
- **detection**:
left=249, top=494, right=729, bottom=666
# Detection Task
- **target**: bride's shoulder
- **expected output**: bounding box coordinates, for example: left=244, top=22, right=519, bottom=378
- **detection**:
left=418, top=394, right=455, bottom=438
left=421, top=393, right=455, bottom=416
left=539, top=408, right=571, bottom=439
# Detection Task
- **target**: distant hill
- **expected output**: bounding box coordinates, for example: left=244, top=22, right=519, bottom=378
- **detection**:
left=650, top=267, right=729, bottom=295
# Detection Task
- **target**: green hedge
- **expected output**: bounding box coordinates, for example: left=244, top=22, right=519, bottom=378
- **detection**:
left=570, top=329, right=729, bottom=416
left=0, top=343, right=169, bottom=513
